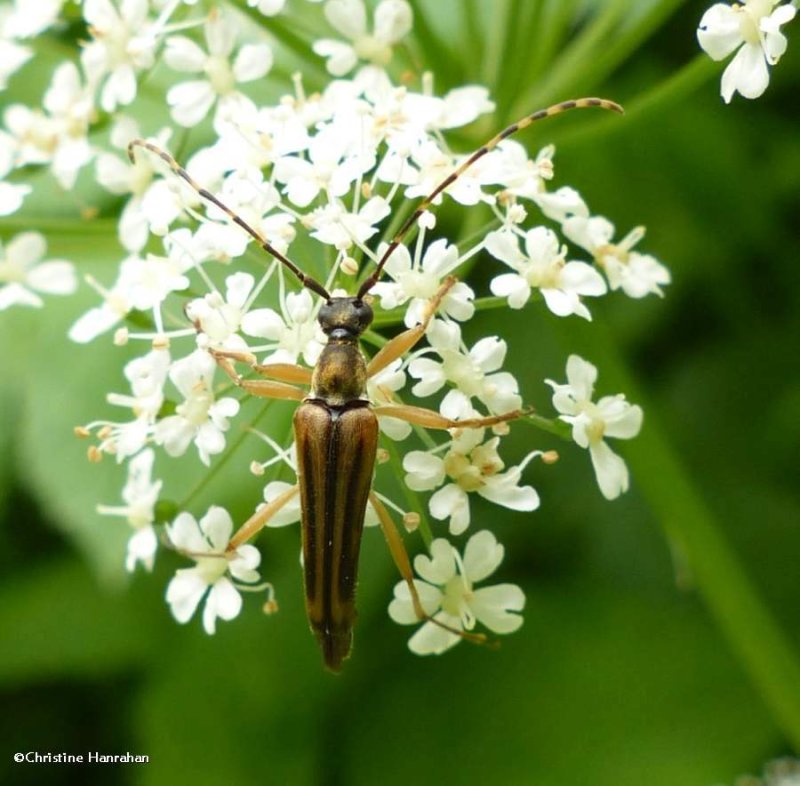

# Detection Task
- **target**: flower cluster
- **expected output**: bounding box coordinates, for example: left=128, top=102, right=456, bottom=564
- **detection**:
left=4, top=0, right=659, bottom=659
left=697, top=0, right=797, bottom=102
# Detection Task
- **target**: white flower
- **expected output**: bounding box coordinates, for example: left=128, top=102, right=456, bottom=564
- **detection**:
left=402, top=139, right=494, bottom=207
left=165, top=10, right=273, bottom=127
left=154, top=350, right=240, bottom=465
left=546, top=355, right=643, bottom=500
left=308, top=196, right=391, bottom=251
left=408, top=319, right=522, bottom=417
left=485, top=141, right=554, bottom=201
left=486, top=227, right=606, bottom=319
left=313, top=0, right=413, bottom=75
left=369, top=358, right=411, bottom=440
left=241, top=288, right=325, bottom=366
left=4, top=62, right=94, bottom=189
left=95, top=118, right=173, bottom=251
left=97, top=448, right=162, bottom=571
left=260, top=480, right=303, bottom=527
left=186, top=272, right=255, bottom=351
left=2, top=0, right=66, bottom=38
left=372, top=239, right=475, bottom=327
left=138, top=146, right=226, bottom=237
left=80, top=0, right=158, bottom=112
left=166, top=506, right=262, bottom=634
left=403, top=427, right=539, bottom=535
left=697, top=0, right=796, bottom=102
left=69, top=251, right=189, bottom=343
left=0, top=232, right=76, bottom=310
left=0, top=180, right=30, bottom=215
left=97, top=349, right=171, bottom=461
left=388, top=530, right=524, bottom=655
left=273, top=119, right=374, bottom=208
left=562, top=215, right=670, bottom=299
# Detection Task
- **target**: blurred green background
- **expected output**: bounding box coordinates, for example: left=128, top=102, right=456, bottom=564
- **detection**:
left=1, top=1, right=799, bottom=784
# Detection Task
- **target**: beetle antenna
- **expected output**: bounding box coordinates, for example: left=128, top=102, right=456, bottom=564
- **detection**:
left=357, top=97, right=623, bottom=298
left=128, top=139, right=332, bottom=302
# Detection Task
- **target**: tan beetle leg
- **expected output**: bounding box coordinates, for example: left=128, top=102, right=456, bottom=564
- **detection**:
left=369, top=492, right=490, bottom=647
left=227, top=485, right=300, bottom=552
left=366, top=276, right=456, bottom=379
left=211, top=349, right=313, bottom=385
left=211, top=349, right=308, bottom=401
left=372, top=404, right=529, bottom=431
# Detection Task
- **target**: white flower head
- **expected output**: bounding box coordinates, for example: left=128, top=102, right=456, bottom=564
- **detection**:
left=388, top=530, right=525, bottom=655
left=90, top=348, right=171, bottom=462
left=241, top=287, right=325, bottom=366
left=408, top=319, right=522, bottom=417
left=369, top=358, right=411, bottom=440
left=186, top=271, right=255, bottom=351
left=372, top=239, right=475, bottom=327
left=486, top=226, right=606, bottom=319
left=697, top=0, right=797, bottom=102
left=562, top=215, right=670, bottom=299
left=97, top=448, right=162, bottom=572
left=3, top=0, right=66, bottom=38
left=403, top=426, right=539, bottom=535
left=165, top=9, right=273, bottom=127
left=95, top=118, right=174, bottom=251
left=546, top=355, right=643, bottom=500
left=166, top=506, right=262, bottom=634
left=313, top=0, right=413, bottom=76
left=308, top=195, right=391, bottom=251
left=6, top=62, right=94, bottom=189
left=154, top=349, right=240, bottom=465
left=80, top=0, right=159, bottom=112
left=0, top=232, right=76, bottom=310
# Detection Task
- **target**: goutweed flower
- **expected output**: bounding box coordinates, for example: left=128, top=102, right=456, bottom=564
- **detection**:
left=4, top=0, right=665, bottom=663
left=388, top=530, right=525, bottom=655
left=547, top=355, right=643, bottom=500
left=697, top=0, right=797, bottom=102
left=166, top=506, right=263, bottom=634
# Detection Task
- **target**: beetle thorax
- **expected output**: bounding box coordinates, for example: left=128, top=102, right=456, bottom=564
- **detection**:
left=311, top=297, right=372, bottom=405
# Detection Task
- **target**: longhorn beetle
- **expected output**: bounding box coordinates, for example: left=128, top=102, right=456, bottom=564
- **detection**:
left=129, top=97, right=622, bottom=671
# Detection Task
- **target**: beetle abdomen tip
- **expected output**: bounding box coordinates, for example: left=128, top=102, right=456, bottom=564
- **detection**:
left=317, top=628, right=352, bottom=673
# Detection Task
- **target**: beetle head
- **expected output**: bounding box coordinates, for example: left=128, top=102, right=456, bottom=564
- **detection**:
left=317, top=297, right=374, bottom=340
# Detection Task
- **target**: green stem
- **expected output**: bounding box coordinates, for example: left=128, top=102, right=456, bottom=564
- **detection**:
left=523, top=413, right=571, bottom=441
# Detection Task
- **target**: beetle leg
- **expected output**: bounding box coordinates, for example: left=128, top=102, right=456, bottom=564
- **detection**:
left=369, top=492, right=492, bottom=647
left=211, top=349, right=308, bottom=401
left=227, top=484, right=300, bottom=551
left=372, top=404, right=529, bottom=431
left=211, top=349, right=313, bottom=385
left=366, top=276, right=456, bottom=378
